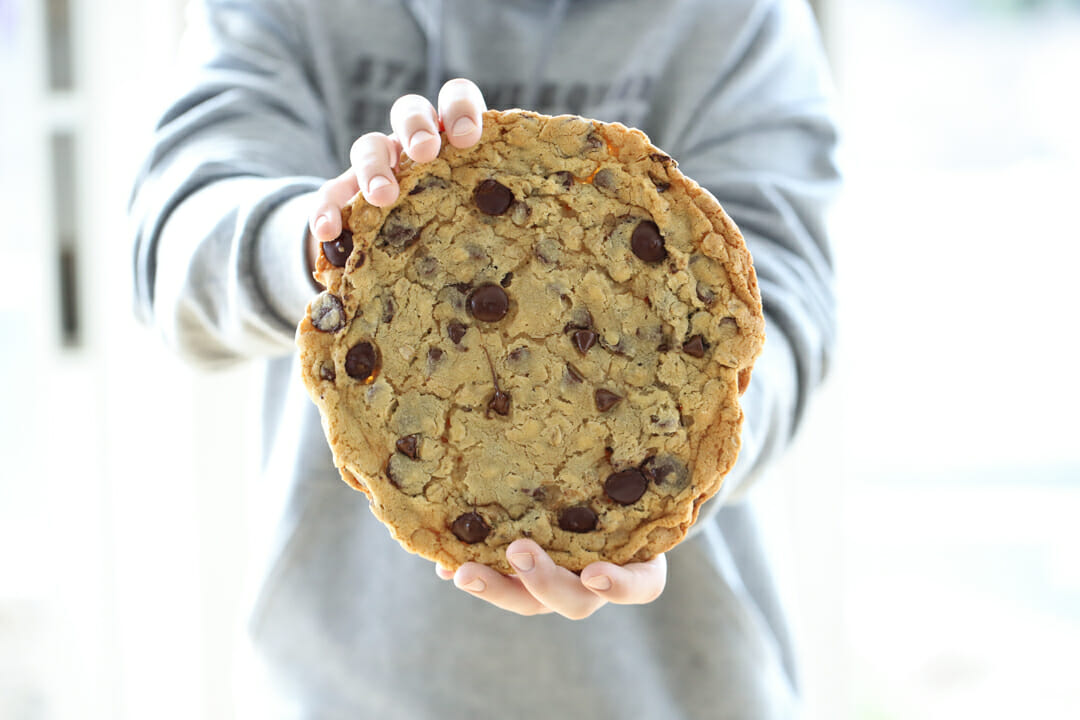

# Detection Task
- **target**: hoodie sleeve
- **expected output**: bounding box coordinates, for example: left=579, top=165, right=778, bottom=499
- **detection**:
left=654, top=0, right=841, bottom=506
left=130, top=0, right=338, bottom=367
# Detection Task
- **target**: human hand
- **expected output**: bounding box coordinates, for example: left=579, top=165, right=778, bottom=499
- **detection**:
left=306, top=78, right=487, bottom=272
left=435, top=540, right=667, bottom=620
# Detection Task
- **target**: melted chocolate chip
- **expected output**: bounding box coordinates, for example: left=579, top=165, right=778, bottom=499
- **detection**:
left=595, top=389, right=622, bottom=412
left=395, top=434, right=420, bottom=459
left=467, top=284, right=509, bottom=322
left=508, top=346, right=529, bottom=363
left=552, top=171, right=574, bottom=190
left=321, top=229, right=353, bottom=267
left=381, top=297, right=396, bottom=324
left=408, top=175, right=449, bottom=195
left=310, top=293, right=345, bottom=333
left=696, top=284, right=716, bottom=306
left=500, top=272, right=514, bottom=288
left=474, top=179, right=513, bottom=215
left=447, top=321, right=467, bottom=344
left=452, top=512, right=491, bottom=544
left=650, top=152, right=675, bottom=166
left=345, top=341, right=380, bottom=382
left=564, top=307, right=593, bottom=332
left=571, top=329, right=597, bottom=355
left=605, top=469, right=649, bottom=505
left=319, top=364, right=336, bottom=382
left=523, top=487, right=547, bottom=501
left=488, top=390, right=511, bottom=417
left=682, top=335, right=707, bottom=358
left=631, top=221, right=667, bottom=263
left=385, top=458, right=400, bottom=488
left=558, top=505, right=598, bottom=533
left=565, top=363, right=585, bottom=384
left=641, top=455, right=690, bottom=491
left=416, top=255, right=439, bottom=279
left=535, top=238, right=560, bottom=266
left=593, top=168, right=615, bottom=191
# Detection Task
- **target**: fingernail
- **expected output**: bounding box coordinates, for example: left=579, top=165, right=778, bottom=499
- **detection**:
left=451, top=116, right=477, bottom=137
left=314, top=214, right=331, bottom=238
left=509, top=552, right=534, bottom=573
left=368, top=175, right=391, bottom=194
left=461, top=578, right=485, bottom=593
left=409, top=129, right=437, bottom=152
left=584, top=575, right=612, bottom=591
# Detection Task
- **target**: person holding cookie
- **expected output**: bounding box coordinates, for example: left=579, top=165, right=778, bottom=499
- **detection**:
left=131, top=1, right=839, bottom=717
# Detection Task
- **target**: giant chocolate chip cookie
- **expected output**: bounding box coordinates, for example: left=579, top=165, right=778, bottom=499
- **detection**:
left=297, top=109, right=764, bottom=573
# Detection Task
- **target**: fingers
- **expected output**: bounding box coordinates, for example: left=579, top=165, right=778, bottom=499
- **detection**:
left=438, top=78, right=486, bottom=149
left=390, top=94, right=442, bottom=164
left=502, top=540, right=607, bottom=620
left=452, top=562, right=552, bottom=617
left=344, top=79, right=485, bottom=210
left=350, top=131, right=402, bottom=207
left=309, top=168, right=360, bottom=242
left=436, top=544, right=667, bottom=617
left=579, top=553, right=667, bottom=605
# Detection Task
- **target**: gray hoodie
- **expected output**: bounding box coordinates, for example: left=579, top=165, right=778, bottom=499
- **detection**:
left=131, top=0, right=839, bottom=717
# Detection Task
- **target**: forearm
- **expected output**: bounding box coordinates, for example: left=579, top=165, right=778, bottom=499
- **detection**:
left=142, top=177, right=321, bottom=366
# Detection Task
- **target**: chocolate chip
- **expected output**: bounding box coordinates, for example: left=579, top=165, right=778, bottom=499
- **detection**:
left=605, top=469, right=648, bottom=505
left=395, top=434, right=420, bottom=459
left=381, top=297, right=396, bottom=324
left=500, top=272, right=514, bottom=288
left=376, top=209, right=420, bottom=253
left=585, top=134, right=603, bottom=151
left=310, top=293, right=345, bottom=333
left=682, top=335, right=707, bottom=358
left=552, top=171, right=574, bottom=190
left=535, top=238, right=561, bottom=265
left=408, top=175, right=449, bottom=195
left=416, top=255, right=439, bottom=279
left=508, top=346, right=529, bottom=363
left=650, top=152, right=676, bottom=166
left=631, top=221, right=667, bottom=263
left=385, top=457, right=400, bottom=488
left=641, top=455, right=690, bottom=491
left=321, top=229, right=353, bottom=267
left=564, top=307, right=593, bottom=332
left=565, top=362, right=583, bottom=386
left=558, top=505, right=598, bottom=533
left=319, top=364, right=335, bottom=382
left=595, top=389, right=622, bottom=412
left=487, top=390, right=511, bottom=417
left=696, top=284, right=716, bottom=306
left=452, top=512, right=491, bottom=544
left=474, top=179, right=513, bottom=215
left=426, top=347, right=444, bottom=375
left=593, top=168, right=615, bottom=191
left=345, top=341, right=380, bottom=382
left=650, top=174, right=670, bottom=193
left=467, top=284, right=509, bottom=322
left=571, top=329, right=597, bottom=355
left=447, top=321, right=467, bottom=344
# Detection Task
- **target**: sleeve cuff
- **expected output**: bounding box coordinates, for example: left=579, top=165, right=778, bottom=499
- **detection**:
left=255, top=189, right=322, bottom=328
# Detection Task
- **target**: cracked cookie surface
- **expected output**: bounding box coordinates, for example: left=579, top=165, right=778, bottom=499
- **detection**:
left=297, top=109, right=764, bottom=573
